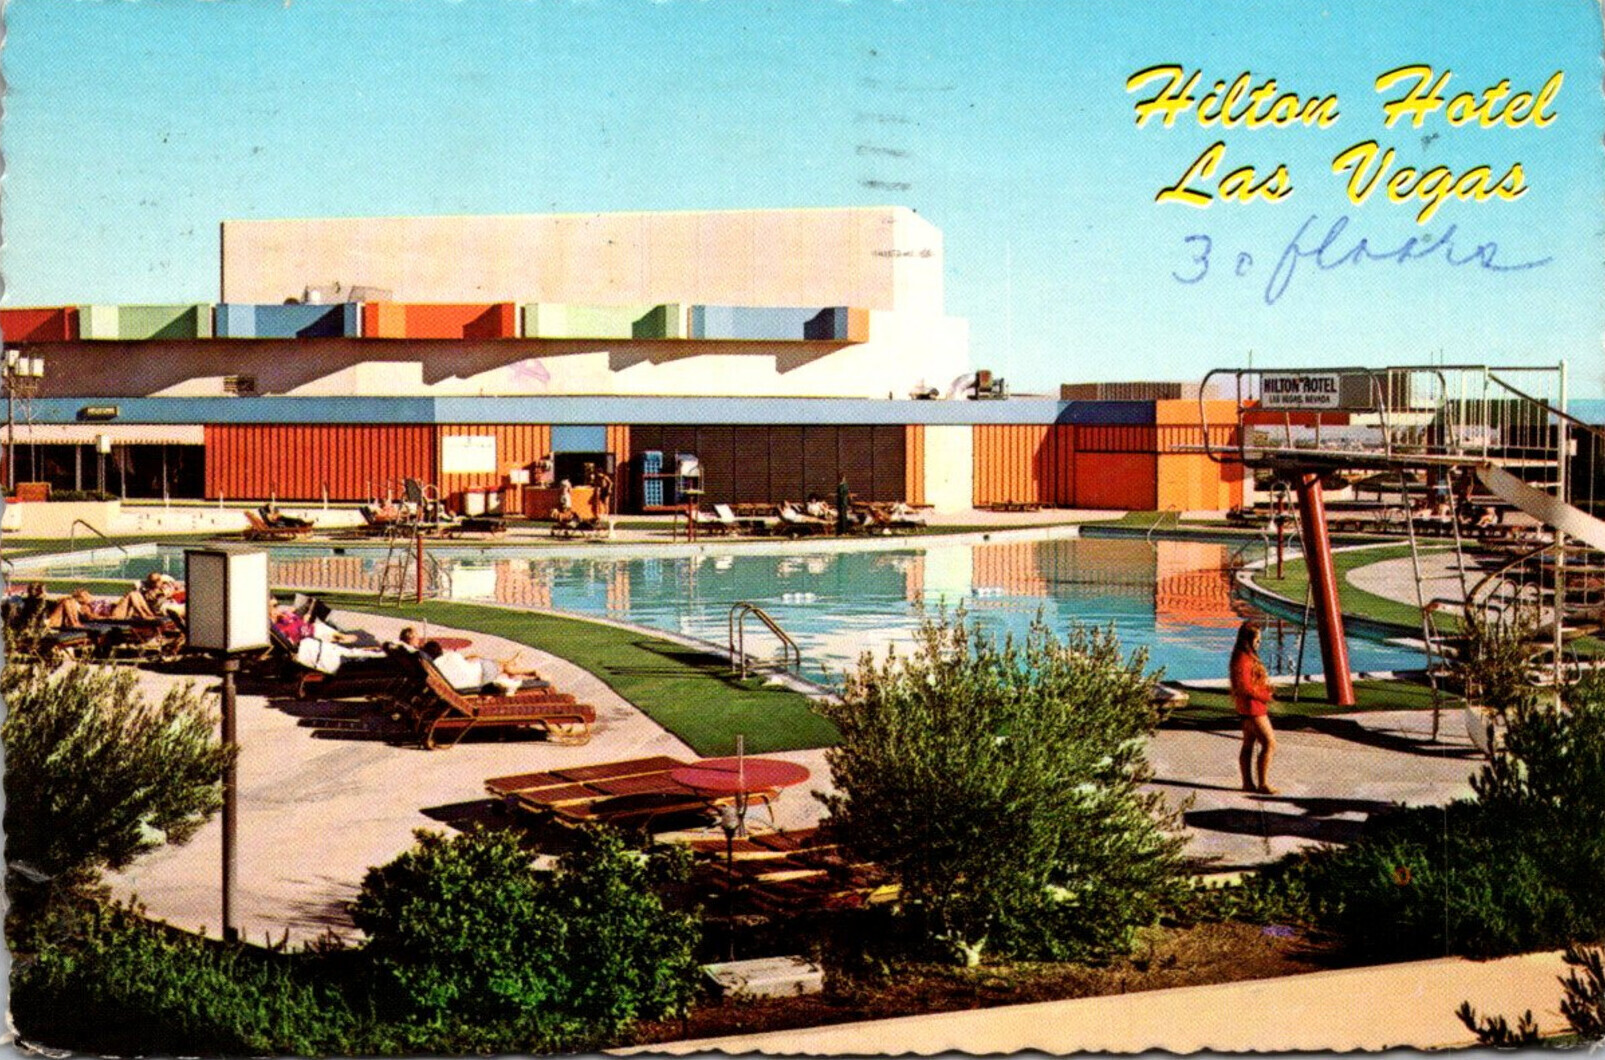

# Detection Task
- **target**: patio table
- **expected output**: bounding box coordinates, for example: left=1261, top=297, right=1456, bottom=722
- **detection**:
left=671, top=756, right=810, bottom=833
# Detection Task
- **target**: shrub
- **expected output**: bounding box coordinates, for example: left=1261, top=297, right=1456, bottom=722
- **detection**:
left=2, top=661, right=231, bottom=936
left=11, top=902, right=363, bottom=1056
left=1236, top=674, right=1605, bottom=960
left=813, top=610, right=1186, bottom=965
left=1451, top=601, right=1541, bottom=720
left=350, top=826, right=699, bottom=1052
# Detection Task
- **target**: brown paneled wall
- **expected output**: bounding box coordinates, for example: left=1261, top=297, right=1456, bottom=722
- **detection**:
left=625, top=424, right=907, bottom=510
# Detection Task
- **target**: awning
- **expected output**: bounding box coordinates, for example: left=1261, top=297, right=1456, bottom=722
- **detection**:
left=6, top=424, right=205, bottom=445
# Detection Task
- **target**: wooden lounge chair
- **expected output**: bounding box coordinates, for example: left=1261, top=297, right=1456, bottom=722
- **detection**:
left=396, top=652, right=594, bottom=749
left=689, top=507, right=736, bottom=535
left=82, top=615, right=186, bottom=662
left=714, top=503, right=775, bottom=535
left=485, top=755, right=781, bottom=830
left=244, top=509, right=315, bottom=541
left=776, top=503, right=828, bottom=536
left=270, top=630, right=408, bottom=700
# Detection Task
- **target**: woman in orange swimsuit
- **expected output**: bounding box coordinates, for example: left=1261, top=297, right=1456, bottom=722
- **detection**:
left=1229, top=621, right=1278, bottom=794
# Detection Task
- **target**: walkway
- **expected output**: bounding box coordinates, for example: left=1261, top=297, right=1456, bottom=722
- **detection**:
left=107, top=608, right=1485, bottom=942
left=1346, top=548, right=1475, bottom=613
left=619, top=949, right=1574, bottom=1053
left=107, top=610, right=830, bottom=944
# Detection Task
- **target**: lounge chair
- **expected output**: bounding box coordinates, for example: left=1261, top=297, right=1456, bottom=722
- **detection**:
left=274, top=632, right=405, bottom=700
left=393, top=651, right=594, bottom=749
left=486, top=755, right=779, bottom=830
left=777, top=503, right=828, bottom=536
left=688, top=507, right=735, bottom=536
left=445, top=515, right=507, bottom=537
left=714, top=503, right=776, bottom=535
left=244, top=509, right=315, bottom=541
left=354, top=504, right=406, bottom=537
left=82, top=615, right=186, bottom=662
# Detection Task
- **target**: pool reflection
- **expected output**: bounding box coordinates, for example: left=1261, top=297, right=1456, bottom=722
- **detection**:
left=260, top=538, right=1421, bottom=684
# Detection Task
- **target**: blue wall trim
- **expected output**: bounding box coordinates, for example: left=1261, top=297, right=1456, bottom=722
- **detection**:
left=26, top=395, right=1170, bottom=428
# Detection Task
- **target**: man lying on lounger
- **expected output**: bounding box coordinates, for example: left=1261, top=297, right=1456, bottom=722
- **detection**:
left=421, top=639, right=546, bottom=695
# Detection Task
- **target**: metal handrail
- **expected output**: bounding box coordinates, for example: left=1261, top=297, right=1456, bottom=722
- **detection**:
left=1487, top=371, right=1605, bottom=444
left=68, top=519, right=128, bottom=560
left=728, top=602, right=800, bottom=678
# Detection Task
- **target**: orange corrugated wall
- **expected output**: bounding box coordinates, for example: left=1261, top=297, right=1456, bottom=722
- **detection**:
left=436, top=423, right=553, bottom=496
left=606, top=424, right=630, bottom=468
left=1048, top=424, right=1075, bottom=504
left=904, top=425, right=926, bottom=505
left=1157, top=453, right=1244, bottom=510
left=1152, top=401, right=1244, bottom=511
left=972, top=424, right=1077, bottom=507
left=1073, top=451, right=1157, bottom=509
left=204, top=424, right=437, bottom=501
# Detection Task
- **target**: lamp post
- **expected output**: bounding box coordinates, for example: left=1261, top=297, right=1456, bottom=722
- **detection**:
left=185, top=547, right=270, bottom=944
left=4, top=349, right=44, bottom=493
left=96, top=434, right=112, bottom=496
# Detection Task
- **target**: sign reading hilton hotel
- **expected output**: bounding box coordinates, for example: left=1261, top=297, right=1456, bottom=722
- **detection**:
left=1261, top=372, right=1342, bottom=409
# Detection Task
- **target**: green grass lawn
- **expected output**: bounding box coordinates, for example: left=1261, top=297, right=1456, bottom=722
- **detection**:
left=1164, top=676, right=1446, bottom=727
left=319, top=593, right=839, bottom=757
left=1248, top=542, right=1455, bottom=632
left=1, top=531, right=221, bottom=559
left=1093, top=510, right=1181, bottom=530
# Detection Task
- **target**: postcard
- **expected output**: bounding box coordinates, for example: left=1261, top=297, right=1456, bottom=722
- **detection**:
left=2, top=0, right=1602, bottom=1054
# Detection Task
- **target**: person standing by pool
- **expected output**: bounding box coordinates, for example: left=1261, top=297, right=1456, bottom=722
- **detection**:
left=836, top=474, right=851, bottom=536
left=1229, top=621, right=1278, bottom=795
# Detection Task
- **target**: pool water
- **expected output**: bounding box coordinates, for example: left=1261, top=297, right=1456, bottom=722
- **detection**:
left=60, top=537, right=1423, bottom=684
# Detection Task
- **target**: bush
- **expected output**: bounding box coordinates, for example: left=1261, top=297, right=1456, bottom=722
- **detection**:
left=2, top=661, right=231, bottom=936
left=11, top=902, right=364, bottom=1056
left=1451, top=602, right=1541, bottom=715
left=350, top=826, right=699, bottom=1052
left=1235, top=674, right=1605, bottom=960
left=814, top=611, right=1186, bottom=965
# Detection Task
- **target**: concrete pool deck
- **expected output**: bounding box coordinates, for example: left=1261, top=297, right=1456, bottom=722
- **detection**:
left=103, top=607, right=1485, bottom=945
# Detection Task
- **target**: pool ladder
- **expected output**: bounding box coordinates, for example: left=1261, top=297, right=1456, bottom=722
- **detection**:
left=728, top=602, right=801, bottom=679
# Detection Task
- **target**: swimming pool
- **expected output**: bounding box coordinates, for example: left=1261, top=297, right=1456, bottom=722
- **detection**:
left=44, top=534, right=1424, bottom=684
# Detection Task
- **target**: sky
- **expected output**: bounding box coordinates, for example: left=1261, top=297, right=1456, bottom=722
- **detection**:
left=2, top=0, right=1602, bottom=396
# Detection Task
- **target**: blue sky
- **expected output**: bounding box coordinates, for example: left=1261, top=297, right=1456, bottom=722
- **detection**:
left=3, top=0, right=1602, bottom=395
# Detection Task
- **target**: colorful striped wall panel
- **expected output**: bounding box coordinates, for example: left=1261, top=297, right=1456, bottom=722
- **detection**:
left=216, top=303, right=360, bottom=339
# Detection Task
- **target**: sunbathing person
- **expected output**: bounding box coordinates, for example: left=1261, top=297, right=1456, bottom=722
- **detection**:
left=275, top=600, right=378, bottom=647
left=421, top=640, right=545, bottom=694
left=4, top=582, right=49, bottom=629
left=113, top=572, right=185, bottom=621
left=112, top=576, right=166, bottom=620
left=803, top=495, right=837, bottom=522
left=779, top=500, right=825, bottom=523
left=46, top=589, right=101, bottom=629
left=261, top=502, right=314, bottom=530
